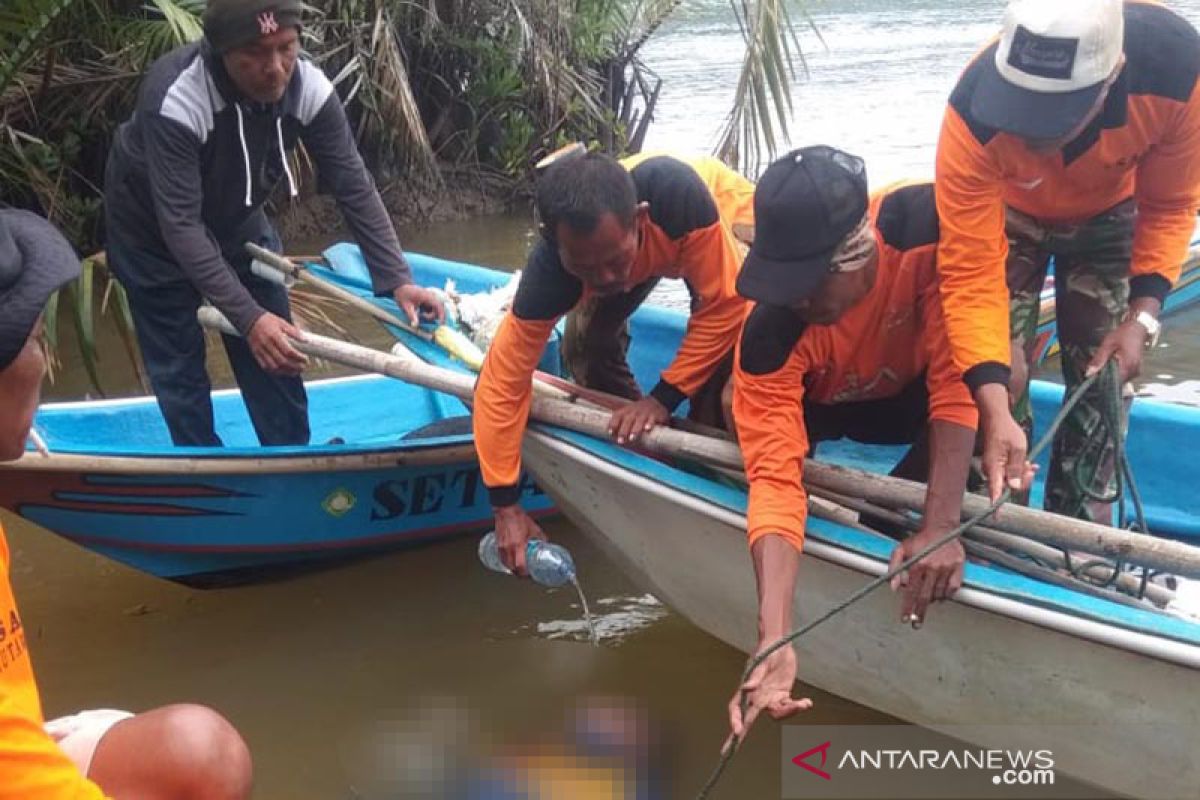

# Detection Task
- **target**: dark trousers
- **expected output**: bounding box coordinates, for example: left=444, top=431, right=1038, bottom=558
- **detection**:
left=561, top=277, right=732, bottom=429
left=109, top=239, right=309, bottom=447
left=805, top=378, right=932, bottom=483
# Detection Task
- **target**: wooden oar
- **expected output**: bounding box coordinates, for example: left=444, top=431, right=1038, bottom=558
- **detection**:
left=196, top=306, right=1200, bottom=581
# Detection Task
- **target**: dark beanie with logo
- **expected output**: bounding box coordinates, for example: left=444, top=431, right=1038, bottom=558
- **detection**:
left=203, top=0, right=303, bottom=54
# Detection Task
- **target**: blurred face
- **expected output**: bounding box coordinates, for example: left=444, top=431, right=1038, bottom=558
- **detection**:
left=789, top=238, right=879, bottom=325
left=0, top=320, right=46, bottom=461
left=555, top=205, right=648, bottom=297
left=1021, top=55, right=1125, bottom=155
left=222, top=27, right=299, bottom=104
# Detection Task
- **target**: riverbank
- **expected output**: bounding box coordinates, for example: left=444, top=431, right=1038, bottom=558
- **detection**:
left=273, top=168, right=526, bottom=249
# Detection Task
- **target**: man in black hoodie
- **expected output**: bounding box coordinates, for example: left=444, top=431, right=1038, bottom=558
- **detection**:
left=105, top=0, right=443, bottom=447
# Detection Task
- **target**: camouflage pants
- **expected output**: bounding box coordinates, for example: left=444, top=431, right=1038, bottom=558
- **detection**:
left=1006, top=199, right=1135, bottom=524
left=561, top=277, right=732, bottom=428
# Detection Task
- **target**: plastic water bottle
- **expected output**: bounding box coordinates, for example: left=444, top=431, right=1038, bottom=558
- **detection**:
left=478, top=532, right=599, bottom=645
left=478, top=531, right=576, bottom=588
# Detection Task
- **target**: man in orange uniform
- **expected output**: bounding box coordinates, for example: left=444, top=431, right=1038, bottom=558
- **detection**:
left=473, top=151, right=754, bottom=575
left=730, top=147, right=978, bottom=739
left=935, top=0, right=1200, bottom=522
left=0, top=210, right=251, bottom=798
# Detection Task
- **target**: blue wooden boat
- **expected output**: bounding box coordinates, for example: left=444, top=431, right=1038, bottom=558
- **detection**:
left=2, top=241, right=1197, bottom=585
left=0, top=251, right=558, bottom=584
left=519, top=297, right=1200, bottom=800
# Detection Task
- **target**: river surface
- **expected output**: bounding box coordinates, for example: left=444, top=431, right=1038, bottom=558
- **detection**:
left=9, top=2, right=1200, bottom=798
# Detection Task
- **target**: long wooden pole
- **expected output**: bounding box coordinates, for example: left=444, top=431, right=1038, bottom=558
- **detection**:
left=799, top=459, right=1200, bottom=581
left=197, top=308, right=1200, bottom=580
left=247, top=243, right=590, bottom=404
left=246, top=243, right=434, bottom=341
left=807, top=485, right=1176, bottom=608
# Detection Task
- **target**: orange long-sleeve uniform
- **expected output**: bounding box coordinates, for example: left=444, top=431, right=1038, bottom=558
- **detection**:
left=935, top=1, right=1200, bottom=389
left=0, top=520, right=109, bottom=799
left=735, top=184, right=978, bottom=551
left=475, top=154, right=754, bottom=505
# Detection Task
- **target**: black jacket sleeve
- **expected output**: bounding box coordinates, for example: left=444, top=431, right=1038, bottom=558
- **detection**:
left=302, top=94, right=413, bottom=296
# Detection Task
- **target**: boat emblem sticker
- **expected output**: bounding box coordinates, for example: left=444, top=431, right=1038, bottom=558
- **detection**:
left=322, top=488, right=356, bottom=517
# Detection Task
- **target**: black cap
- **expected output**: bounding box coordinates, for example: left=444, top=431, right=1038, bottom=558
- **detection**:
left=0, top=210, right=81, bottom=371
left=204, top=0, right=304, bottom=55
left=737, top=146, right=869, bottom=305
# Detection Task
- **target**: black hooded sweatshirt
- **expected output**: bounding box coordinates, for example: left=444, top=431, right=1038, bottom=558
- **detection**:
left=105, top=41, right=412, bottom=334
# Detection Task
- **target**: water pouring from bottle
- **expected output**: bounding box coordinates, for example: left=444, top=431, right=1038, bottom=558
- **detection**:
left=478, top=532, right=599, bottom=645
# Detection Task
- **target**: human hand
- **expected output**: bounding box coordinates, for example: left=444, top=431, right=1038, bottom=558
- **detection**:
left=247, top=312, right=307, bottom=375
left=726, top=644, right=812, bottom=749
left=607, top=396, right=669, bottom=445
left=1087, top=319, right=1148, bottom=383
left=493, top=504, right=547, bottom=577
left=888, top=528, right=965, bottom=626
left=975, top=385, right=1036, bottom=504
left=393, top=284, right=446, bottom=326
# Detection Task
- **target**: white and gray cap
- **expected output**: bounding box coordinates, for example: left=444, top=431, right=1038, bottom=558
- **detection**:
left=971, top=0, right=1125, bottom=140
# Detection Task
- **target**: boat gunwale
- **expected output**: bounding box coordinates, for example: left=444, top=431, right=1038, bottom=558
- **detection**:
left=36, top=373, right=385, bottom=412
left=16, top=372, right=480, bottom=472
left=525, top=427, right=1200, bottom=671
left=0, top=442, right=480, bottom=475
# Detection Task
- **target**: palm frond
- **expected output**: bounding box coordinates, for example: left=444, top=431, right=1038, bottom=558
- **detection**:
left=0, top=0, right=81, bottom=96
left=63, top=256, right=105, bottom=395
left=41, top=284, right=63, bottom=381
left=120, top=0, right=204, bottom=67
left=310, top=2, right=440, bottom=183
left=146, top=0, right=204, bottom=44
left=363, top=6, right=440, bottom=180
left=717, top=0, right=822, bottom=173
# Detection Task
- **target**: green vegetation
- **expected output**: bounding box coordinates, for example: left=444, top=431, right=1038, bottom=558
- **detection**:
left=1, top=0, right=809, bottom=393
left=0, top=0, right=692, bottom=251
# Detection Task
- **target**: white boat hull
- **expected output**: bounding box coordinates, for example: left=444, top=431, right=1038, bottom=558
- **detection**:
left=524, top=431, right=1200, bottom=800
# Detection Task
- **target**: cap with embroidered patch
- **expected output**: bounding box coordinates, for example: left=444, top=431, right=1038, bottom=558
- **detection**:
left=971, top=0, right=1125, bottom=140
left=204, top=0, right=304, bottom=55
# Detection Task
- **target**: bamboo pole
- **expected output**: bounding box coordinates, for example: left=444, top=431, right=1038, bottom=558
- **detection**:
left=960, top=539, right=1166, bottom=612
left=248, top=243, right=587, bottom=404
left=799, top=459, right=1200, bottom=581
left=196, top=307, right=1200, bottom=581
left=246, top=243, right=434, bottom=341
left=808, top=486, right=1176, bottom=608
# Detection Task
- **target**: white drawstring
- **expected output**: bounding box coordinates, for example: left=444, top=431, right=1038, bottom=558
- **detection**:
left=235, top=103, right=252, bottom=207
left=277, top=117, right=297, bottom=198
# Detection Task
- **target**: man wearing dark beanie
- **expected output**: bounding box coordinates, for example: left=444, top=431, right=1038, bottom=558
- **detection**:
left=104, top=2, right=444, bottom=447
left=203, top=0, right=304, bottom=56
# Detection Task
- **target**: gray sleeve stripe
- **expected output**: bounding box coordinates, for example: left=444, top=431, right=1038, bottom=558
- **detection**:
left=295, top=60, right=335, bottom=126
left=159, top=56, right=217, bottom=143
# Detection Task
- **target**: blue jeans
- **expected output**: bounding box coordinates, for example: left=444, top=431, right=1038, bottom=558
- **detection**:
left=108, top=236, right=309, bottom=447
